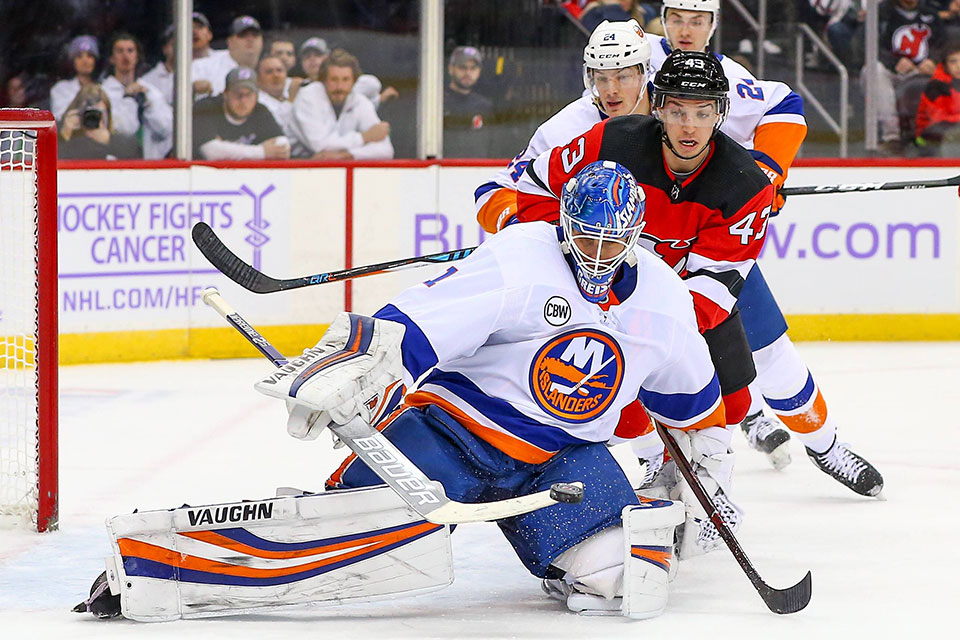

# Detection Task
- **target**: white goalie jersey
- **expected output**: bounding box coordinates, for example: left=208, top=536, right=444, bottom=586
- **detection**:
left=374, top=222, right=724, bottom=465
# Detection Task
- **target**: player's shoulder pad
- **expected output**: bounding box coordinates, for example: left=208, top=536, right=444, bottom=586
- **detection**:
left=705, top=132, right=774, bottom=213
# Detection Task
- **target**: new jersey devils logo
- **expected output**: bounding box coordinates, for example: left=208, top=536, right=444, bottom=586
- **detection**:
left=529, top=329, right=624, bottom=423
left=636, top=232, right=697, bottom=274
left=892, top=24, right=933, bottom=63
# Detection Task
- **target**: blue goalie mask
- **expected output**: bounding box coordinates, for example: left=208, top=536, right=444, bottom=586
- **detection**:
left=560, top=161, right=646, bottom=303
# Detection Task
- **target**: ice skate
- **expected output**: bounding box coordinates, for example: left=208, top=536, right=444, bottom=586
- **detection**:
left=740, top=411, right=792, bottom=470
left=805, top=437, right=883, bottom=497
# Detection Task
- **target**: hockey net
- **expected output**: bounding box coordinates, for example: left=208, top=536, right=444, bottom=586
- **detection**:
left=0, top=109, right=58, bottom=532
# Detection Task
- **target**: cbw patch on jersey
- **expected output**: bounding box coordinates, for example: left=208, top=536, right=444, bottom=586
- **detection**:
left=528, top=329, right=624, bottom=423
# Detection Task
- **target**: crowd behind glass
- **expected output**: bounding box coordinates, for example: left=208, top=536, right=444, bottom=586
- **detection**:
left=2, top=0, right=959, bottom=160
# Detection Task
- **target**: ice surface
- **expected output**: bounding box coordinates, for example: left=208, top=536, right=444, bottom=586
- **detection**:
left=2, top=342, right=957, bottom=637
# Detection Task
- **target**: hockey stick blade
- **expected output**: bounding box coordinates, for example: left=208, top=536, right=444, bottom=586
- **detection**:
left=781, top=173, right=960, bottom=197
left=655, top=422, right=812, bottom=614
left=192, top=222, right=477, bottom=294
left=757, top=571, right=812, bottom=615
left=200, top=287, right=584, bottom=525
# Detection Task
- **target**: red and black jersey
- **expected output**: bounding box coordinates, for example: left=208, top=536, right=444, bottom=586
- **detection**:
left=515, top=114, right=774, bottom=333
left=878, top=0, right=942, bottom=69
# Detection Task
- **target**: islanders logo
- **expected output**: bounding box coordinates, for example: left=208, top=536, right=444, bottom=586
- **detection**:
left=529, top=329, right=624, bottom=423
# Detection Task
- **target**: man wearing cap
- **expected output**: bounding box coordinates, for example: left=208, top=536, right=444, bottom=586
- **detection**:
left=142, top=26, right=176, bottom=106
left=291, top=48, right=393, bottom=160
left=50, top=35, right=100, bottom=122
left=192, top=15, right=264, bottom=98
left=444, top=45, right=494, bottom=157
left=193, top=66, right=290, bottom=161
left=102, top=32, right=173, bottom=160
left=192, top=12, right=215, bottom=59
left=299, top=37, right=330, bottom=82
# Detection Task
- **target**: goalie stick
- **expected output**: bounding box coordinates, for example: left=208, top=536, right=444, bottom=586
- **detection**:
left=654, top=422, right=812, bottom=615
left=199, top=287, right=584, bottom=525
left=781, top=173, right=960, bottom=196
left=192, top=222, right=476, bottom=294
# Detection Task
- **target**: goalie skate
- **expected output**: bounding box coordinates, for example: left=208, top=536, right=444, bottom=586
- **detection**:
left=805, top=437, right=883, bottom=497
left=740, top=411, right=792, bottom=470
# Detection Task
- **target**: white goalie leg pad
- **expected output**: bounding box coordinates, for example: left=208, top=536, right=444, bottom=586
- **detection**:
left=256, top=312, right=407, bottom=441
left=622, top=499, right=685, bottom=619
left=668, top=426, right=743, bottom=560
left=104, top=485, right=452, bottom=622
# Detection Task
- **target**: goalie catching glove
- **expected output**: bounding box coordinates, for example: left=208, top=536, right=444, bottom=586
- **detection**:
left=255, top=313, right=406, bottom=439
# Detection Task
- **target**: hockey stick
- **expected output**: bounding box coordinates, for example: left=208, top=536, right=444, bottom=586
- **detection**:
left=199, top=287, right=584, bottom=525
left=654, top=422, right=812, bottom=615
left=781, top=173, right=960, bottom=196
left=192, top=222, right=476, bottom=294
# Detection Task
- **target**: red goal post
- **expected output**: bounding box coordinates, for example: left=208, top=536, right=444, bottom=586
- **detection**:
left=0, top=108, right=58, bottom=532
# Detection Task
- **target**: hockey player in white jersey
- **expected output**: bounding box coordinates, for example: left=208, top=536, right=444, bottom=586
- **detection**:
left=652, top=0, right=883, bottom=496
left=319, top=161, right=741, bottom=616
left=75, top=163, right=741, bottom=622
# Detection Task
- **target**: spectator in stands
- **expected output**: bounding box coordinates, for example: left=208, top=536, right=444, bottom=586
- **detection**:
left=443, top=46, right=493, bottom=158
left=59, top=83, right=141, bottom=160
left=257, top=54, right=302, bottom=152
left=270, top=38, right=299, bottom=75
left=101, top=32, right=173, bottom=160
left=872, top=0, right=944, bottom=152
left=193, top=67, right=289, bottom=161
left=3, top=72, right=32, bottom=108
left=297, top=35, right=397, bottom=109
left=291, top=48, right=393, bottom=160
left=580, top=0, right=634, bottom=34
left=141, top=25, right=175, bottom=105
left=798, top=1, right=865, bottom=71
left=193, top=15, right=264, bottom=98
left=192, top=12, right=215, bottom=59
left=930, top=0, right=960, bottom=41
left=916, top=40, right=960, bottom=151
left=299, top=37, right=330, bottom=82
left=50, top=35, right=99, bottom=122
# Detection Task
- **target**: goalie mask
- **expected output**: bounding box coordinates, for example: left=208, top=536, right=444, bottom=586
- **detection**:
left=583, top=19, right=651, bottom=116
left=560, top=161, right=646, bottom=304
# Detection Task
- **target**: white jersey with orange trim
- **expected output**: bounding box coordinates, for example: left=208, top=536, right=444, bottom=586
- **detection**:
left=373, top=221, right=723, bottom=465
left=649, top=34, right=807, bottom=186
left=474, top=96, right=606, bottom=232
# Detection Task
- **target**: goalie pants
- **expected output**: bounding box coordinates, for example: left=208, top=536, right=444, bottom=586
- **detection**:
left=326, top=403, right=639, bottom=577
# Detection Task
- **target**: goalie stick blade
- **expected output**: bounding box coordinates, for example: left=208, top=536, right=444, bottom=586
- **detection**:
left=758, top=570, right=812, bottom=615
left=192, top=222, right=285, bottom=293
left=425, top=482, right=585, bottom=525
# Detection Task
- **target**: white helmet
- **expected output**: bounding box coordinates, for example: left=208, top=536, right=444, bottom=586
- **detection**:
left=660, top=0, right=720, bottom=50
left=582, top=20, right=652, bottom=109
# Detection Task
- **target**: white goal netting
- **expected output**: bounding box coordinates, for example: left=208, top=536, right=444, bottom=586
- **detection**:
left=0, top=128, right=42, bottom=528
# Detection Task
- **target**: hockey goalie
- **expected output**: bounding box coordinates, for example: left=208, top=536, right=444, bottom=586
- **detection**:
left=75, top=162, right=741, bottom=622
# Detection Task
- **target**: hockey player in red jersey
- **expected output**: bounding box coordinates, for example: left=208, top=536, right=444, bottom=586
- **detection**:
left=517, top=50, right=766, bottom=472
left=653, top=1, right=882, bottom=495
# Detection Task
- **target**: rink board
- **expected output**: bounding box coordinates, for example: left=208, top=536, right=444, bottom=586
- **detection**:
left=47, top=162, right=960, bottom=363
